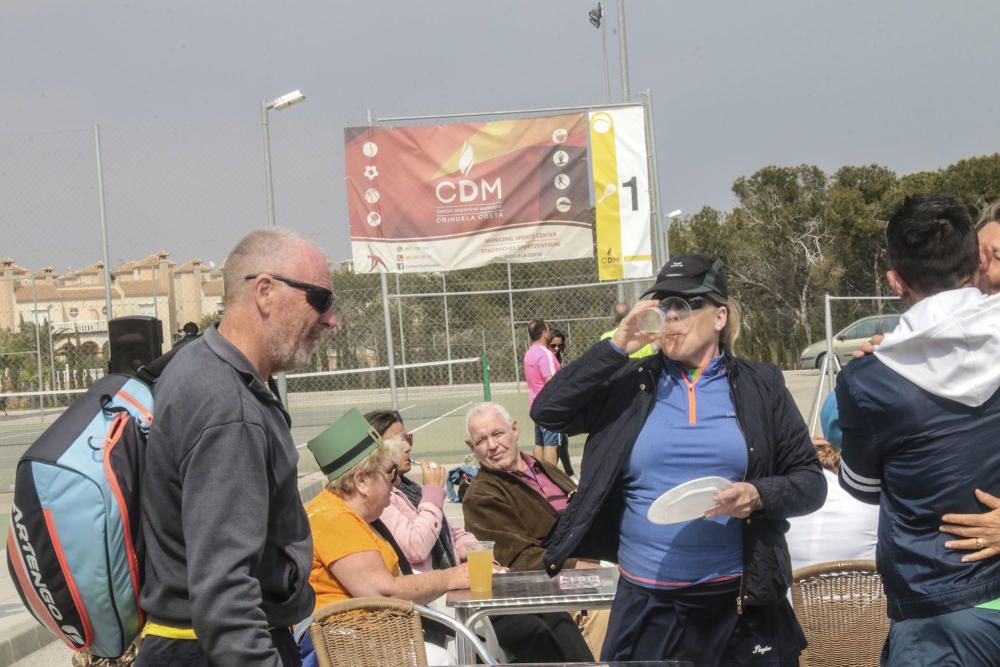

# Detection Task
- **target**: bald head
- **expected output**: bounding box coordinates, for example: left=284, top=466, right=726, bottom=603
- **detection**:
left=222, top=227, right=319, bottom=307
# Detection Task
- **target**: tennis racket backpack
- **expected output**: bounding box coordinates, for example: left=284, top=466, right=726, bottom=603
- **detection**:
left=6, top=352, right=174, bottom=658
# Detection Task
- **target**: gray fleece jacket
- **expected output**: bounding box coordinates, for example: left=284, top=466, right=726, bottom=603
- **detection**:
left=140, top=323, right=314, bottom=665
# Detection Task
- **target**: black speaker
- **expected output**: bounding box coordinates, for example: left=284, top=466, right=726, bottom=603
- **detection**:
left=108, top=316, right=163, bottom=376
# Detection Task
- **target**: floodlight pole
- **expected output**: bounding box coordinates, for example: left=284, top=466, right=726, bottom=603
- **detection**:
left=617, top=0, right=631, bottom=101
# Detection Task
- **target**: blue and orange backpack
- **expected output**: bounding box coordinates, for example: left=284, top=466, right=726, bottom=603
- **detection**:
left=6, top=354, right=173, bottom=659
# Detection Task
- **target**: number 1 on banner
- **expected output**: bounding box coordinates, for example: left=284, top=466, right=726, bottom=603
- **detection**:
left=589, top=107, right=653, bottom=281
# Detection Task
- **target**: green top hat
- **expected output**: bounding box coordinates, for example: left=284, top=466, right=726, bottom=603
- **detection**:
left=307, top=408, right=382, bottom=482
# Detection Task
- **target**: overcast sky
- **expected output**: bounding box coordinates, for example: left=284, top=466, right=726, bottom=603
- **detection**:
left=2, top=0, right=998, bottom=271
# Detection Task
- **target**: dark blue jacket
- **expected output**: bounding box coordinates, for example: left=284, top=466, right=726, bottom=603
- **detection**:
left=837, top=354, right=1000, bottom=620
left=531, top=341, right=825, bottom=609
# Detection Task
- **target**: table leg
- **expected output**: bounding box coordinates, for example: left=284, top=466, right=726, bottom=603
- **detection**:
left=455, top=607, right=474, bottom=664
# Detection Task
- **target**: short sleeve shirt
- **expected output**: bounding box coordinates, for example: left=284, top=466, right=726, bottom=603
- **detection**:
left=523, top=343, right=560, bottom=405
left=306, top=488, right=400, bottom=611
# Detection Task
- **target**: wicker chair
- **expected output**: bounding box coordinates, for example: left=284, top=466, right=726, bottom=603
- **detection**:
left=791, top=560, right=890, bottom=667
left=308, top=596, right=496, bottom=667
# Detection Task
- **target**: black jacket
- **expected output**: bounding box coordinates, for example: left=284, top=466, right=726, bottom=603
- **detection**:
left=531, top=340, right=826, bottom=609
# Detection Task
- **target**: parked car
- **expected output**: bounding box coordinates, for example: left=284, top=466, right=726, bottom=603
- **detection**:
left=800, top=314, right=901, bottom=369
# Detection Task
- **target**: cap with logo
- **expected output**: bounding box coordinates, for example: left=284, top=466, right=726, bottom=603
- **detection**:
left=307, top=408, right=382, bottom=482
left=641, top=253, right=728, bottom=301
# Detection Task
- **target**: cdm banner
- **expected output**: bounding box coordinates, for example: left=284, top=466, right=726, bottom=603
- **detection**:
left=344, top=107, right=650, bottom=276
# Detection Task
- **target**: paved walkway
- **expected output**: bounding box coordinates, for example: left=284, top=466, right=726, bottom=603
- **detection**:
left=0, top=370, right=825, bottom=665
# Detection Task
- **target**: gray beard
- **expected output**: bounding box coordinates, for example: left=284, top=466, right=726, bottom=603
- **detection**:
left=268, top=327, right=315, bottom=373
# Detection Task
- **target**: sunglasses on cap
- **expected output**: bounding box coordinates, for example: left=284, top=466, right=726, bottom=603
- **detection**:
left=244, top=273, right=334, bottom=314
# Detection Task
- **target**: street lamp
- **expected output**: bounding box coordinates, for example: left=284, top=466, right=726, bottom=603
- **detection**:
left=588, top=3, right=612, bottom=103
left=261, top=89, right=306, bottom=227
left=261, top=89, right=306, bottom=407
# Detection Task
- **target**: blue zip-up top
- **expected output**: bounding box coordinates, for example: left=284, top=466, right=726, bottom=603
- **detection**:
left=618, top=352, right=747, bottom=589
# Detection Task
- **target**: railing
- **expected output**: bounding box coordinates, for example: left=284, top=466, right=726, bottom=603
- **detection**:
left=52, top=320, right=109, bottom=334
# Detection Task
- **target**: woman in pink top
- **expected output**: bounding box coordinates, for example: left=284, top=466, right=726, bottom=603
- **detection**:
left=367, top=410, right=476, bottom=573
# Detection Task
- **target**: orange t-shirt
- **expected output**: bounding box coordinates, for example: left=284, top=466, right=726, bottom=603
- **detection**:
left=305, top=488, right=400, bottom=611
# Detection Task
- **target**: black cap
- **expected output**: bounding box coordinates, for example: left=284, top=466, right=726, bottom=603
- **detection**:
left=641, top=254, right=728, bottom=300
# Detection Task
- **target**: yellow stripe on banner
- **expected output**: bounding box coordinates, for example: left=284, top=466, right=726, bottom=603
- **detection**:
left=141, top=622, right=198, bottom=640
left=590, top=112, right=623, bottom=281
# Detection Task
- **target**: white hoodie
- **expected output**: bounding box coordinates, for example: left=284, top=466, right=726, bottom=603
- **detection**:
left=874, top=287, right=1000, bottom=408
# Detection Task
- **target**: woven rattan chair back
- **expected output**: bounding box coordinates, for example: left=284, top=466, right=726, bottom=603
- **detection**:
left=791, top=560, right=889, bottom=667
left=309, top=597, right=429, bottom=667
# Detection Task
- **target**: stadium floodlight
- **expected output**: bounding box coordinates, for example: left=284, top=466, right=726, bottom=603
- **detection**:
left=667, top=209, right=683, bottom=219
left=266, top=89, right=306, bottom=111
left=588, top=3, right=603, bottom=28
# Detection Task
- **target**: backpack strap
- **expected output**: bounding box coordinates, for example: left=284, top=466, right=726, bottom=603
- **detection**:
left=135, top=345, right=183, bottom=385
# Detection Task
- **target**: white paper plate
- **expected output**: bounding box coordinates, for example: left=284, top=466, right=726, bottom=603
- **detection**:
left=646, top=476, right=735, bottom=525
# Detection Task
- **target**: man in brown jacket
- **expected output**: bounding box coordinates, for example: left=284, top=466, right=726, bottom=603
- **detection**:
left=462, top=401, right=609, bottom=658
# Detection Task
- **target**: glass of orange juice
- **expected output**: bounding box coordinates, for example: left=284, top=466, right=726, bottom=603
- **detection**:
left=467, top=541, right=495, bottom=595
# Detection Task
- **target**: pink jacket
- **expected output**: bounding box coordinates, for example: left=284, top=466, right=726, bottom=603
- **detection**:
left=379, top=484, right=476, bottom=573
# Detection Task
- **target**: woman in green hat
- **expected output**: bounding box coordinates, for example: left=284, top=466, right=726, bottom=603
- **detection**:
left=300, top=409, right=469, bottom=665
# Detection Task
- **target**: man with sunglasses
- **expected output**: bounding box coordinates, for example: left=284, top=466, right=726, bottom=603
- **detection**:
left=138, top=228, right=337, bottom=667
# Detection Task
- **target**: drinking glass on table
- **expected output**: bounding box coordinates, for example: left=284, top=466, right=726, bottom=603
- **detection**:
left=466, top=540, right=495, bottom=595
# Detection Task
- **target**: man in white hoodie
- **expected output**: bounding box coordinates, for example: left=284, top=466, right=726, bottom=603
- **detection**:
left=837, top=193, right=1000, bottom=667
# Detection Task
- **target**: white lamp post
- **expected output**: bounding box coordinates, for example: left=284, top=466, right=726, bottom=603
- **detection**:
left=260, top=89, right=306, bottom=407
left=261, top=89, right=306, bottom=227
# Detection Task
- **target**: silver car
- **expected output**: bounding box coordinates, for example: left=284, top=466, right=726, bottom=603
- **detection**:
left=800, top=314, right=901, bottom=369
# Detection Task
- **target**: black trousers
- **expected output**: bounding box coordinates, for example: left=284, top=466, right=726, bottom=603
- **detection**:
left=135, top=627, right=300, bottom=667
left=557, top=433, right=575, bottom=477
left=491, top=612, right=593, bottom=663
left=602, top=577, right=804, bottom=666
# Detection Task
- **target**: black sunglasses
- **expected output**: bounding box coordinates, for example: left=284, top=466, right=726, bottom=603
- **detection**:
left=244, top=274, right=333, bottom=313
left=549, top=342, right=564, bottom=350
left=656, top=295, right=717, bottom=311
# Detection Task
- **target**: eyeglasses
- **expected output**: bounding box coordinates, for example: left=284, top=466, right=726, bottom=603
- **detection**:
left=549, top=343, right=564, bottom=350
left=404, top=432, right=413, bottom=446
left=244, top=273, right=334, bottom=314
left=655, top=295, right=716, bottom=311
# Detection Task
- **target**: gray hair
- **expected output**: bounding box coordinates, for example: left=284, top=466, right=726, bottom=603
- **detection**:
left=329, top=440, right=397, bottom=499
left=222, top=227, right=313, bottom=306
left=977, top=199, right=1000, bottom=232
left=464, top=401, right=514, bottom=441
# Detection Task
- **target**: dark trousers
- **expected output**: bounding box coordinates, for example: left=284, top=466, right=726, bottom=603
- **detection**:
left=882, top=606, right=1000, bottom=667
left=136, top=627, right=300, bottom=667
left=492, top=612, right=593, bottom=663
left=557, top=433, right=575, bottom=477
left=602, top=577, right=804, bottom=667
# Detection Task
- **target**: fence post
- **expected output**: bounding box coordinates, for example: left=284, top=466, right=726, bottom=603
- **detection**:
left=394, top=273, right=409, bottom=399
left=379, top=272, right=399, bottom=409
left=442, top=273, right=453, bottom=386
left=480, top=355, right=492, bottom=401
left=507, top=263, right=520, bottom=391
